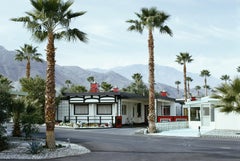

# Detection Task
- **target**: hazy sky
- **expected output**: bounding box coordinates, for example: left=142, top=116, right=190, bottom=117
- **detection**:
left=1, top=0, right=240, bottom=79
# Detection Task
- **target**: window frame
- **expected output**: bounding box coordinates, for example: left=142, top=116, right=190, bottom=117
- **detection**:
left=74, top=104, right=89, bottom=115
left=97, top=104, right=112, bottom=115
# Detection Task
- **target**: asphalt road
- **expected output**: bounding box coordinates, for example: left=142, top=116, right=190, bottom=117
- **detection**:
left=3, top=127, right=240, bottom=161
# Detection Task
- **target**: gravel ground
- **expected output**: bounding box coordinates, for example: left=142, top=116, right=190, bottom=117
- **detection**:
left=0, top=139, right=90, bottom=160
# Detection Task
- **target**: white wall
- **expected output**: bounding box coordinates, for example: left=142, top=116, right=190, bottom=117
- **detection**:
left=215, top=109, right=240, bottom=130
left=121, top=101, right=146, bottom=124
left=56, top=100, right=69, bottom=121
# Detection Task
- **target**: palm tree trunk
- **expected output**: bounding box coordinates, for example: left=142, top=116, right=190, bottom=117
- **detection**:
left=26, top=60, right=30, bottom=78
left=183, top=64, right=187, bottom=102
left=45, top=32, right=56, bottom=149
left=204, top=77, right=207, bottom=96
left=148, top=29, right=156, bottom=133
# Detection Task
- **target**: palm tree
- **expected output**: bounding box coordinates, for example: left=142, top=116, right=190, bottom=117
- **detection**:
left=15, top=44, right=43, bottom=78
left=12, top=0, right=88, bottom=149
left=175, top=52, right=193, bottom=102
left=194, top=85, right=201, bottom=97
left=174, top=80, right=181, bottom=96
left=87, top=76, right=95, bottom=83
left=10, top=98, right=25, bottom=137
left=126, top=7, right=172, bottom=133
left=65, top=80, right=72, bottom=89
left=186, top=76, right=193, bottom=98
left=237, top=66, right=240, bottom=73
left=101, top=81, right=113, bottom=92
left=220, top=74, right=230, bottom=84
left=212, top=77, right=240, bottom=113
left=200, top=69, right=211, bottom=96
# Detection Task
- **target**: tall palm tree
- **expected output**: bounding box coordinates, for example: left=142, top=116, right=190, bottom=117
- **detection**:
left=15, top=44, right=43, bottom=78
left=175, top=80, right=181, bottom=96
left=220, top=74, right=230, bottom=84
left=186, top=76, right=193, bottom=98
left=12, top=0, right=88, bottom=149
left=200, top=69, right=211, bottom=96
left=175, top=52, right=193, bottom=102
left=126, top=7, right=172, bottom=133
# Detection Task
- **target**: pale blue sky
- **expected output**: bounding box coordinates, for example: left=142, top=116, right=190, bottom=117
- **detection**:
left=1, top=0, right=240, bottom=79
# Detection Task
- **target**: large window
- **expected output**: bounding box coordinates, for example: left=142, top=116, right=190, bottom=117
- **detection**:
left=74, top=104, right=89, bottom=115
left=190, top=107, right=200, bottom=121
left=97, top=104, right=112, bottom=115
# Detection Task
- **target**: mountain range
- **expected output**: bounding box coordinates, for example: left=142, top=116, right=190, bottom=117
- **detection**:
left=0, top=45, right=221, bottom=98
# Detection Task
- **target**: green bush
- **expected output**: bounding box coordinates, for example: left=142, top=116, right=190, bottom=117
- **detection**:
left=22, top=123, right=39, bottom=139
left=0, top=126, right=9, bottom=151
left=27, top=141, right=43, bottom=154
left=0, top=136, right=8, bottom=151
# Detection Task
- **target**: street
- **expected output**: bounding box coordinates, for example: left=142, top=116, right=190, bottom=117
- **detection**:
left=48, top=128, right=240, bottom=161
left=2, top=127, right=240, bottom=161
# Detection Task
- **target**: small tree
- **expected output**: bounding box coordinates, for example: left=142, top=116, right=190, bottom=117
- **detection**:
left=0, top=75, right=13, bottom=151
left=101, top=82, right=113, bottom=92
left=20, top=76, right=46, bottom=124
left=122, top=73, right=148, bottom=96
left=10, top=98, right=25, bottom=137
left=87, top=76, right=95, bottom=83
left=21, top=100, right=42, bottom=139
left=212, top=77, right=240, bottom=113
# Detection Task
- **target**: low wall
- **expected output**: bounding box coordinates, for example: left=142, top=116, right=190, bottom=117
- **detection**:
left=156, top=121, right=189, bottom=132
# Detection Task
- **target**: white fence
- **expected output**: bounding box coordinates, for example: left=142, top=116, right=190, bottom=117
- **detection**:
left=156, top=121, right=188, bottom=132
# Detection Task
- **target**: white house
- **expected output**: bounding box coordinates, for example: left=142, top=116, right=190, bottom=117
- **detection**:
left=56, top=91, right=184, bottom=127
left=183, top=96, right=240, bottom=130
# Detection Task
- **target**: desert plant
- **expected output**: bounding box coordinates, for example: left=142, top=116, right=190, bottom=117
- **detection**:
left=27, top=140, right=43, bottom=154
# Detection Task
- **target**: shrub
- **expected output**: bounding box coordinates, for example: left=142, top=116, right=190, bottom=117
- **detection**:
left=0, top=125, right=9, bottom=151
left=22, top=123, right=39, bottom=139
left=27, top=141, right=43, bottom=154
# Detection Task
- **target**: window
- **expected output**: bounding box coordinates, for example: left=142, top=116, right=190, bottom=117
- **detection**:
left=190, top=107, right=200, bottom=121
left=74, top=104, right=89, bottom=115
left=203, top=107, right=209, bottom=116
left=122, top=105, right=127, bottom=115
left=163, top=106, right=170, bottom=115
left=97, top=104, right=112, bottom=115
left=137, top=103, right=141, bottom=117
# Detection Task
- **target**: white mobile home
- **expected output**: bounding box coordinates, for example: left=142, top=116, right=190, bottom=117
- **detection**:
left=184, top=97, right=240, bottom=130
left=56, top=91, right=182, bottom=127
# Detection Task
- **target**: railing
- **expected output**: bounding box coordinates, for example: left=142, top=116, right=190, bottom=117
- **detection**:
left=64, top=116, right=114, bottom=126
left=157, top=116, right=188, bottom=122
